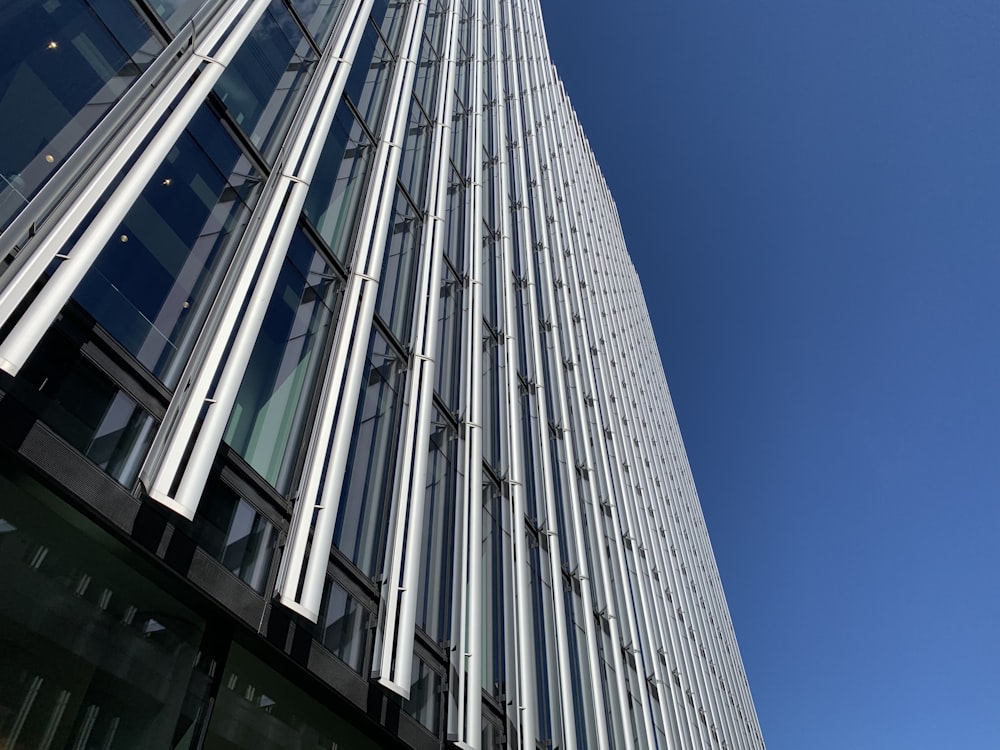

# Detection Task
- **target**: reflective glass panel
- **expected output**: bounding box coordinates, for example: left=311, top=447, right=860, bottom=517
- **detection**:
left=192, top=482, right=277, bottom=594
left=528, top=538, right=558, bottom=746
left=402, top=658, right=441, bottom=733
left=564, top=588, right=598, bottom=750
left=481, top=332, right=501, bottom=470
left=375, top=189, right=423, bottom=344
left=423, top=0, right=448, bottom=56
left=397, top=99, right=432, bottom=207
left=0, top=0, right=160, bottom=230
left=204, top=643, right=381, bottom=749
left=0, top=468, right=206, bottom=749
left=315, top=578, right=366, bottom=672
left=73, top=107, right=260, bottom=389
left=414, top=407, right=456, bottom=641
left=215, top=0, right=317, bottom=160
left=598, top=622, right=628, bottom=750
left=449, top=99, right=470, bottom=171
left=333, top=330, right=404, bottom=576
left=342, top=22, right=394, bottom=134
left=443, top=168, right=467, bottom=268
left=302, top=106, right=374, bottom=264
left=16, top=329, right=156, bottom=487
left=412, top=33, right=440, bottom=114
left=482, top=226, right=499, bottom=328
left=290, top=0, right=348, bottom=47
left=433, top=264, right=462, bottom=409
left=226, top=230, right=341, bottom=495
left=147, top=0, right=203, bottom=32
left=481, top=482, right=507, bottom=698
left=370, top=0, right=408, bottom=54
left=548, top=425, right=576, bottom=568
left=519, top=386, right=540, bottom=521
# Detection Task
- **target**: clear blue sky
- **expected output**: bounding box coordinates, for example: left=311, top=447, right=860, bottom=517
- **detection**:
left=542, top=1, right=1000, bottom=748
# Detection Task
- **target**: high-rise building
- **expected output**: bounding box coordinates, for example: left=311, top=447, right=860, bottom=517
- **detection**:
left=0, top=1, right=765, bottom=749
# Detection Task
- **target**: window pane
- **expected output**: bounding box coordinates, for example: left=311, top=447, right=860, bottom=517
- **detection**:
left=289, top=0, right=348, bottom=47
left=565, top=588, right=598, bottom=750
left=443, top=168, right=467, bottom=269
left=0, top=469, right=206, bottom=749
left=412, top=33, right=440, bottom=114
left=599, top=621, right=629, bottom=750
left=214, top=0, right=318, bottom=160
left=315, top=578, right=367, bottom=672
left=423, top=0, right=449, bottom=57
left=226, top=230, right=341, bottom=495
left=397, top=98, right=432, bottom=207
left=402, top=658, right=441, bottom=733
left=415, top=408, right=456, bottom=641
left=370, top=0, right=408, bottom=55
left=204, top=643, right=382, bottom=749
left=482, top=333, right=501, bottom=470
left=481, top=482, right=507, bottom=699
left=333, top=330, right=404, bottom=576
left=15, top=329, right=156, bottom=487
left=434, top=264, right=462, bottom=409
left=147, top=0, right=203, bottom=32
left=482, top=228, right=499, bottom=329
left=529, top=537, right=562, bottom=746
left=73, top=108, right=260, bottom=389
left=303, top=107, right=374, bottom=264
left=192, top=483, right=277, bottom=594
left=0, top=0, right=160, bottom=229
left=519, top=386, right=540, bottom=521
left=342, top=23, right=394, bottom=135
left=375, top=189, right=423, bottom=344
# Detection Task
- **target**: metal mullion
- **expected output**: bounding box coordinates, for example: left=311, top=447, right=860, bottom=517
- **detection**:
left=498, top=3, right=574, bottom=749
left=516, top=11, right=655, bottom=747
left=447, top=0, right=487, bottom=741
left=374, top=0, right=463, bottom=700
left=276, top=0, right=430, bottom=622
left=592, top=201, right=720, bottom=742
left=508, top=4, right=609, bottom=750
left=278, top=0, right=331, bottom=56
left=549, top=109, right=673, bottom=750
left=486, top=2, right=543, bottom=747
left=0, top=0, right=274, bottom=376
left=631, top=366, right=738, bottom=750
left=0, top=0, right=229, bottom=262
left=651, top=394, right=755, bottom=750
left=540, top=162, right=640, bottom=750
left=139, top=0, right=377, bottom=520
left=540, top=53, right=655, bottom=744
left=578, top=162, right=704, bottom=750
left=596, top=216, right=723, bottom=750
left=598, top=246, right=706, bottom=750
left=568, top=107, right=700, bottom=750
left=547, top=48, right=684, bottom=747
left=584, top=184, right=720, bottom=741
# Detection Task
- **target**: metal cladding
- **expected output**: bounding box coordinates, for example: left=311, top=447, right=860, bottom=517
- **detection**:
left=0, top=1, right=765, bottom=749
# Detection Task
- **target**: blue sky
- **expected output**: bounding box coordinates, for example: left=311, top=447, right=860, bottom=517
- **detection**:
left=542, top=1, right=1000, bottom=747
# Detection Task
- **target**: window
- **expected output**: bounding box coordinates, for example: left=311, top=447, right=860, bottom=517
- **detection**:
left=334, top=330, right=405, bottom=576
left=73, top=107, right=260, bottom=388
left=315, top=578, right=367, bottom=672
left=16, top=329, right=156, bottom=487
left=0, top=468, right=206, bottom=748
left=192, top=482, right=278, bottom=594
left=303, top=107, right=374, bottom=265
left=0, top=0, right=160, bottom=229
left=226, top=229, right=341, bottom=494
left=214, top=0, right=318, bottom=160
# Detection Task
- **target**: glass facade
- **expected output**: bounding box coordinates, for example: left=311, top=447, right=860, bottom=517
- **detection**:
left=0, top=1, right=765, bottom=750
